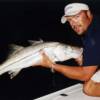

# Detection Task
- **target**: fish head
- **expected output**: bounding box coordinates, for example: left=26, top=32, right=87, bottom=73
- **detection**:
left=54, top=43, right=83, bottom=62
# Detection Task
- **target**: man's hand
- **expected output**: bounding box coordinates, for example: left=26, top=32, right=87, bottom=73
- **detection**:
left=39, top=51, right=54, bottom=68
left=32, top=51, right=54, bottom=68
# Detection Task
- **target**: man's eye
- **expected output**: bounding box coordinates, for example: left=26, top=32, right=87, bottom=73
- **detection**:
left=76, top=15, right=80, bottom=18
left=68, top=19, right=71, bottom=22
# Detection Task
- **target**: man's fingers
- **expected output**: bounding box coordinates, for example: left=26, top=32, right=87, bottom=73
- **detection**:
left=40, top=50, right=44, bottom=54
left=40, top=50, right=48, bottom=58
left=40, top=50, right=55, bottom=64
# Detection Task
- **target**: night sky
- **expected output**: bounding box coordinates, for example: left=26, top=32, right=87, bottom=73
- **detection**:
left=0, top=0, right=99, bottom=100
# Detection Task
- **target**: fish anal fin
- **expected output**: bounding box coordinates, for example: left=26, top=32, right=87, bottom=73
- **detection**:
left=8, top=69, right=22, bottom=79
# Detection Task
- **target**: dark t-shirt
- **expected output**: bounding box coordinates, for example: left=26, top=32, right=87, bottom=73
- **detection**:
left=82, top=15, right=100, bottom=66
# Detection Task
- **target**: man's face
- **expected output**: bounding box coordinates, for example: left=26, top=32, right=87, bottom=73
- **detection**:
left=66, top=11, right=91, bottom=35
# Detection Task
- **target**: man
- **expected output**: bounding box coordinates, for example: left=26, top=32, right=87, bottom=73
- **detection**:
left=34, top=3, right=100, bottom=96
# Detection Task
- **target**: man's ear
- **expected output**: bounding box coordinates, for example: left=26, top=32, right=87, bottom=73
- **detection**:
left=86, top=10, right=92, bottom=20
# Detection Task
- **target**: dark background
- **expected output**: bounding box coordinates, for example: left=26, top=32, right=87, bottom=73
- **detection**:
left=0, top=0, right=99, bottom=100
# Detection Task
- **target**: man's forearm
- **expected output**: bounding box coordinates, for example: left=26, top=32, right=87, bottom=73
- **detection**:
left=52, top=64, right=97, bottom=81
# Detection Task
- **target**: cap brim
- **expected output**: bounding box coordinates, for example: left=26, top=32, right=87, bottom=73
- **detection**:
left=61, top=10, right=81, bottom=24
left=61, top=16, right=67, bottom=24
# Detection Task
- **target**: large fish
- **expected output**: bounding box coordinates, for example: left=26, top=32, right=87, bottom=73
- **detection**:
left=0, top=40, right=83, bottom=79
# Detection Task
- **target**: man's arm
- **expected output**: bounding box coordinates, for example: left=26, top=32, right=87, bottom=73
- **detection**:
left=33, top=52, right=97, bottom=82
left=51, top=63, right=97, bottom=81
left=32, top=52, right=100, bottom=96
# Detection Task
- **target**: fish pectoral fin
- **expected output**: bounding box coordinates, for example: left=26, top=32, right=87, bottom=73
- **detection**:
left=8, top=69, right=22, bottom=79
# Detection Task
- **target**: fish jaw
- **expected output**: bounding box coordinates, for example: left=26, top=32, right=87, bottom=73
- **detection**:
left=52, top=45, right=83, bottom=62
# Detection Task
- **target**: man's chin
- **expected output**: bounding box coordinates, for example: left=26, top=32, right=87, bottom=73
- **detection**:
left=78, top=32, right=86, bottom=37
left=76, top=31, right=83, bottom=35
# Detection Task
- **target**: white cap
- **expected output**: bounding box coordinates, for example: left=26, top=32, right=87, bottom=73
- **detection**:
left=61, top=3, right=89, bottom=24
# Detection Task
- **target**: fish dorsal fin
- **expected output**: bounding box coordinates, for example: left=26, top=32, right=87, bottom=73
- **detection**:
left=28, top=39, right=43, bottom=45
left=10, top=44, right=24, bottom=50
left=8, top=44, right=24, bottom=58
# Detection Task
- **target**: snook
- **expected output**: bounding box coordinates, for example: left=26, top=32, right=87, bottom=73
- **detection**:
left=0, top=40, right=83, bottom=78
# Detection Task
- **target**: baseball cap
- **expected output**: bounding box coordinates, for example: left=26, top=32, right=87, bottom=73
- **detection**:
left=61, top=3, right=89, bottom=24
